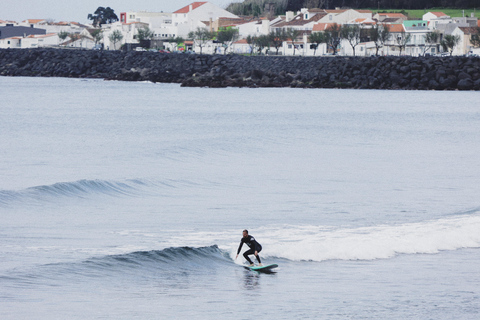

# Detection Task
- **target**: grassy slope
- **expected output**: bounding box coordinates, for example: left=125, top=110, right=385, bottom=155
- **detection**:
left=363, top=8, right=480, bottom=19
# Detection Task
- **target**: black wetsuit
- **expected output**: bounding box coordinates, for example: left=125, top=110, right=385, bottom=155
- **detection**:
left=237, top=235, right=262, bottom=264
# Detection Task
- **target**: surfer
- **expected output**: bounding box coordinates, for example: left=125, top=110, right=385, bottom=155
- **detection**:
left=235, top=229, right=263, bottom=267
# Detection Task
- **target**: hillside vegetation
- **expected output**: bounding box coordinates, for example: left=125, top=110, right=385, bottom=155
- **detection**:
left=226, top=0, right=480, bottom=16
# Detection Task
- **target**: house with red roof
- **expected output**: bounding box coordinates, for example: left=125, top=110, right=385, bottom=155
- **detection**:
left=373, top=12, right=407, bottom=23
left=172, top=2, right=238, bottom=37
left=0, top=33, right=59, bottom=49
left=423, top=12, right=450, bottom=22
left=452, top=26, right=480, bottom=56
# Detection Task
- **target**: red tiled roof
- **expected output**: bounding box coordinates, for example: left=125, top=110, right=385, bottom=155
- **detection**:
left=430, top=12, right=447, bottom=17
left=24, top=19, right=45, bottom=24
left=312, top=23, right=335, bottom=32
left=388, top=24, right=405, bottom=33
left=378, top=13, right=407, bottom=18
left=174, top=2, right=207, bottom=14
left=458, top=27, right=480, bottom=34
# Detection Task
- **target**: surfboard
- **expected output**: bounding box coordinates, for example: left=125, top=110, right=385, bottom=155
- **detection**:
left=245, top=264, right=278, bottom=272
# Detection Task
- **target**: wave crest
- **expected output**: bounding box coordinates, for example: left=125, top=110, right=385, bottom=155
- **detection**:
left=261, top=213, right=480, bottom=262
left=0, top=179, right=157, bottom=205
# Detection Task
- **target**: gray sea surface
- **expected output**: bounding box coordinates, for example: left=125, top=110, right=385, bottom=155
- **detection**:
left=0, top=77, right=479, bottom=319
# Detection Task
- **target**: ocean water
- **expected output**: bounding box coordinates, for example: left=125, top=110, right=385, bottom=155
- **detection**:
left=1, top=76, right=479, bottom=319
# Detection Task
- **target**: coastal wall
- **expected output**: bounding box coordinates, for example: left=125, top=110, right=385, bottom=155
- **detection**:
left=1, top=48, right=480, bottom=90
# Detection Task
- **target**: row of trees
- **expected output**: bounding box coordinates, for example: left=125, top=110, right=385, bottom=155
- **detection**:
left=187, top=27, right=241, bottom=54
left=227, top=0, right=480, bottom=16
left=184, top=24, right=466, bottom=56
left=242, top=24, right=466, bottom=57
left=308, top=24, right=464, bottom=56
left=58, top=29, right=124, bottom=49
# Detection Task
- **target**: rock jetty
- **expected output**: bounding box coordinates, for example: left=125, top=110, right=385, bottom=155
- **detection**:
left=1, top=48, right=480, bottom=90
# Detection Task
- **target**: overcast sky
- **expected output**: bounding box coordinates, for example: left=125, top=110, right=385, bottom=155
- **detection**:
left=2, top=0, right=241, bottom=23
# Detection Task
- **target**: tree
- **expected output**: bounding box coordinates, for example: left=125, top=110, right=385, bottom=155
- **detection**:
left=68, top=33, right=82, bottom=47
left=109, top=30, right=123, bottom=50
left=395, top=30, right=411, bottom=55
left=246, top=35, right=257, bottom=55
left=341, top=25, right=361, bottom=56
left=217, top=28, right=239, bottom=54
left=256, top=34, right=272, bottom=55
left=423, top=31, right=440, bottom=56
left=286, top=28, right=301, bottom=56
left=136, top=26, right=154, bottom=42
left=188, top=27, right=214, bottom=54
left=90, top=29, right=103, bottom=47
left=308, top=32, right=326, bottom=56
left=324, top=23, right=342, bottom=55
left=270, top=29, right=288, bottom=55
left=136, top=26, right=154, bottom=48
left=369, top=24, right=390, bottom=56
left=441, top=34, right=461, bottom=56
left=88, top=7, right=119, bottom=27
left=58, top=31, right=69, bottom=44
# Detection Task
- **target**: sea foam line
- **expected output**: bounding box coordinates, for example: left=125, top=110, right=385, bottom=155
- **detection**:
left=259, top=213, right=480, bottom=262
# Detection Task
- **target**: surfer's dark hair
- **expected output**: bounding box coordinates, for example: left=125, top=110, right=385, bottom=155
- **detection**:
left=243, top=229, right=248, bottom=234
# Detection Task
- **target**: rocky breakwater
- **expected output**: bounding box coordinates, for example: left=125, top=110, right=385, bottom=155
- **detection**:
left=0, top=48, right=210, bottom=83
left=182, top=54, right=480, bottom=90
left=1, top=48, right=480, bottom=90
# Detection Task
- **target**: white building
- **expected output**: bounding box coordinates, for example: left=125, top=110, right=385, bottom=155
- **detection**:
left=0, top=33, right=59, bottom=49
left=451, top=26, right=480, bottom=56
left=172, top=1, right=238, bottom=37
left=102, top=21, right=149, bottom=50
left=120, top=11, right=176, bottom=38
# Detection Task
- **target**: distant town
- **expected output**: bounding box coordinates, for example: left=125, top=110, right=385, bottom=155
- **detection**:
left=1, top=1, right=480, bottom=56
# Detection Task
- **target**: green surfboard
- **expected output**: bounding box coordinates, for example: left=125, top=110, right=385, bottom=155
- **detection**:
left=245, top=264, right=278, bottom=272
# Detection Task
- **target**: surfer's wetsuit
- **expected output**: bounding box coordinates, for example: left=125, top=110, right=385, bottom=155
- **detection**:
left=237, top=235, right=262, bottom=264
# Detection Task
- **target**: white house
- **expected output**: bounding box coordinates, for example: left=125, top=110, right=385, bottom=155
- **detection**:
left=236, top=19, right=270, bottom=37
left=0, top=20, right=19, bottom=27
left=38, top=21, right=89, bottom=35
left=172, top=2, right=238, bottom=37
left=422, top=11, right=451, bottom=28
left=119, top=11, right=177, bottom=38
left=18, top=19, right=47, bottom=28
left=321, top=9, right=373, bottom=25
left=373, top=13, right=407, bottom=23
left=60, top=29, right=96, bottom=49
left=0, top=33, right=59, bottom=49
left=451, top=26, right=480, bottom=56
left=102, top=21, right=149, bottom=50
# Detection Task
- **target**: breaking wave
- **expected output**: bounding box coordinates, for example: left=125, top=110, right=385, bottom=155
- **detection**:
left=2, top=246, right=232, bottom=286
left=0, top=178, right=205, bottom=206
left=260, top=211, right=480, bottom=262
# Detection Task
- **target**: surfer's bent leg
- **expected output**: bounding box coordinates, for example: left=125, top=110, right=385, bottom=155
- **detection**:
left=256, top=247, right=262, bottom=263
left=243, top=249, right=255, bottom=264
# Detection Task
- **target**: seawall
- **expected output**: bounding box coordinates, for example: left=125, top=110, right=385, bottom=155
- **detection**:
left=1, top=48, right=480, bottom=90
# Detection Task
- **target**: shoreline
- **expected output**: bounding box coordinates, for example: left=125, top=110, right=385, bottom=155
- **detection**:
left=1, top=48, right=479, bottom=90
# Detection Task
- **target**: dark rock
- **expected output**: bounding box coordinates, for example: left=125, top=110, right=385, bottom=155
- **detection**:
left=458, top=78, right=474, bottom=90
left=457, top=72, right=471, bottom=80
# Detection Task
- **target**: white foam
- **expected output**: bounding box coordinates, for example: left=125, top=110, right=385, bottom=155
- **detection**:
left=257, top=214, right=480, bottom=262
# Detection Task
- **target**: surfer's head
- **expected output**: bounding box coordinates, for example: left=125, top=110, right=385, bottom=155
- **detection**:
left=243, top=229, right=248, bottom=237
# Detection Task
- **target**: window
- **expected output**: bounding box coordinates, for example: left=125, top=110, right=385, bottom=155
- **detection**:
left=288, top=44, right=292, bottom=49
left=329, top=15, right=332, bottom=21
